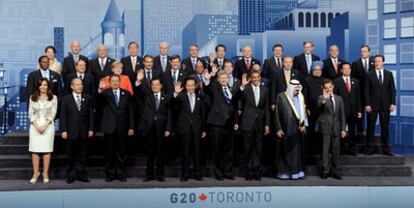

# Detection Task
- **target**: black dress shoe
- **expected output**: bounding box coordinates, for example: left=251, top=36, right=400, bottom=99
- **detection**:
left=320, top=174, right=328, bottom=179
left=119, top=177, right=127, bottom=182
left=156, top=177, right=165, bottom=182
left=332, top=174, right=343, bottom=180
left=66, top=178, right=75, bottom=184
left=180, top=177, right=188, bottom=182
left=383, top=151, right=394, bottom=156
left=348, top=151, right=358, bottom=156
left=194, top=176, right=204, bottom=181
left=245, top=176, right=252, bottom=181
left=365, top=149, right=375, bottom=155
left=142, top=176, right=153, bottom=182
left=105, top=177, right=114, bottom=182
left=255, top=176, right=262, bottom=181
left=215, top=177, right=224, bottom=181
left=224, top=175, right=235, bottom=180
left=78, top=177, right=90, bottom=183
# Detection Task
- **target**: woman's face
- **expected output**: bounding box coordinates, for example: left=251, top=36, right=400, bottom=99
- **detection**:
left=112, top=66, right=123, bottom=75
left=45, top=48, right=55, bottom=59
left=39, top=81, right=49, bottom=94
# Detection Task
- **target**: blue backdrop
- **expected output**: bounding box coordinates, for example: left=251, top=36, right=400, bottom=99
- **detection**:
left=0, top=0, right=413, bottom=153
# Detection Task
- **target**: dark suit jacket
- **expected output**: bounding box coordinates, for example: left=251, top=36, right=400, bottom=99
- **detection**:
left=153, top=55, right=171, bottom=74
left=120, top=55, right=144, bottom=85
left=270, top=69, right=301, bottom=104
left=209, top=58, right=231, bottom=71
left=293, top=53, right=320, bottom=76
left=322, top=57, right=346, bottom=80
left=263, top=56, right=283, bottom=79
left=136, top=85, right=172, bottom=134
left=26, top=69, right=62, bottom=102
left=364, top=70, right=396, bottom=112
left=181, top=57, right=206, bottom=75
left=64, top=72, right=96, bottom=97
left=234, top=57, right=261, bottom=79
left=238, top=84, right=270, bottom=131
left=61, top=53, right=89, bottom=81
left=60, top=93, right=94, bottom=140
left=315, top=94, right=346, bottom=137
left=351, top=58, right=375, bottom=106
left=334, top=77, right=361, bottom=118
left=161, top=69, right=187, bottom=96
left=99, top=88, right=134, bottom=134
left=89, top=57, right=115, bottom=85
left=204, top=80, right=240, bottom=126
left=172, top=92, right=206, bottom=135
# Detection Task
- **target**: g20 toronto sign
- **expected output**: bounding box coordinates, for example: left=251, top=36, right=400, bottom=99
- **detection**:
left=169, top=190, right=272, bottom=205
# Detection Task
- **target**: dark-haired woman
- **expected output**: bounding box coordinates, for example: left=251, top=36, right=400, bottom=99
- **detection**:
left=28, top=78, right=58, bottom=184
left=37, top=45, right=62, bottom=74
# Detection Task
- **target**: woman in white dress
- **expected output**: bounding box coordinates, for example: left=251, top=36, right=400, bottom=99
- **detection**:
left=36, top=45, right=62, bottom=75
left=28, top=78, right=58, bottom=184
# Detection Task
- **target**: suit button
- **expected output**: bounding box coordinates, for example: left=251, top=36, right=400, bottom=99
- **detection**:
left=154, top=116, right=157, bottom=121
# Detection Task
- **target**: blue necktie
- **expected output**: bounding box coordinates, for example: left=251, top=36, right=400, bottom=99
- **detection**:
left=306, top=56, right=312, bottom=74
left=223, top=87, right=231, bottom=104
left=114, top=90, right=119, bottom=106
left=147, top=71, right=151, bottom=80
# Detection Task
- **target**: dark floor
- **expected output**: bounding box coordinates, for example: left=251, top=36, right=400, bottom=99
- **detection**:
left=0, top=156, right=413, bottom=192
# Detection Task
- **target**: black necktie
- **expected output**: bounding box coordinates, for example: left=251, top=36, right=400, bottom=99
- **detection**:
left=147, top=71, right=151, bottom=80
left=330, top=96, right=335, bottom=111
left=378, top=71, right=383, bottom=86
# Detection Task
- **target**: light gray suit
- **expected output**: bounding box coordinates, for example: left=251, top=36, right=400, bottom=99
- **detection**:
left=315, top=94, right=346, bottom=175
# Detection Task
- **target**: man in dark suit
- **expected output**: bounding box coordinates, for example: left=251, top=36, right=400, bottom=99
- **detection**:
left=135, top=74, right=172, bottom=182
left=89, top=44, right=115, bottom=86
left=234, top=46, right=261, bottom=79
left=293, top=40, right=320, bottom=77
left=270, top=56, right=301, bottom=108
left=263, top=44, right=284, bottom=79
left=162, top=55, right=187, bottom=96
left=153, top=41, right=171, bottom=74
left=97, top=74, right=135, bottom=182
left=60, top=78, right=94, bottom=184
left=322, top=45, right=346, bottom=80
left=181, top=44, right=206, bottom=75
left=364, top=55, right=396, bottom=156
left=203, top=70, right=240, bottom=180
left=315, top=79, right=347, bottom=180
left=237, top=71, right=270, bottom=181
left=351, top=45, right=375, bottom=136
left=61, top=40, right=89, bottom=82
left=121, top=41, right=144, bottom=86
left=27, top=56, right=62, bottom=103
left=334, top=62, right=361, bottom=156
left=173, top=77, right=206, bottom=182
left=208, top=44, right=231, bottom=71
left=64, top=59, right=95, bottom=97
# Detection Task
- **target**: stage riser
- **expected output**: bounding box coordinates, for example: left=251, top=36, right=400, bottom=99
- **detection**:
left=0, top=165, right=411, bottom=180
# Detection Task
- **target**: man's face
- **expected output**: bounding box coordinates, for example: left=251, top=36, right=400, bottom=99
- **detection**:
left=185, top=79, right=196, bottom=94
left=151, top=80, right=162, bottom=93
left=304, top=42, right=313, bottom=54
left=71, top=79, right=83, bottom=94
left=159, top=43, right=169, bottom=55
left=273, top=46, right=283, bottom=57
left=128, top=44, right=138, bottom=57
left=189, top=46, right=199, bottom=58
left=341, top=64, right=351, bottom=76
left=110, top=76, right=120, bottom=89
left=71, top=42, right=80, bottom=55
left=97, top=46, right=107, bottom=58
left=75, top=61, right=86, bottom=73
left=170, top=58, right=180, bottom=70
left=312, top=68, right=322, bottom=77
left=251, top=73, right=261, bottom=86
left=323, top=82, right=334, bottom=95
left=329, top=46, right=339, bottom=58
left=294, top=85, right=301, bottom=95
left=217, top=74, right=228, bottom=86
left=224, top=62, right=233, bottom=75
left=375, top=57, right=384, bottom=69
left=39, top=57, right=50, bottom=70
left=243, top=47, right=252, bottom=58
left=360, top=47, right=370, bottom=59
left=144, top=57, right=154, bottom=69
left=216, top=46, right=225, bottom=59
left=283, top=58, right=293, bottom=70
left=195, top=61, right=204, bottom=74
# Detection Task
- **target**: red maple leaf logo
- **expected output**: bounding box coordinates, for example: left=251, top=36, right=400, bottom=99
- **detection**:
left=199, top=193, right=207, bottom=201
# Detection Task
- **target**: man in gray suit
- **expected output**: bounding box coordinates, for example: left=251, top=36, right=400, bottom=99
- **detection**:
left=315, top=79, right=347, bottom=180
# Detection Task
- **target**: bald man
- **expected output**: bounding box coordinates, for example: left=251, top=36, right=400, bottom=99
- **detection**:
left=234, top=46, right=261, bottom=79
left=153, top=41, right=171, bottom=74
left=322, top=45, right=346, bottom=80
left=62, top=40, right=89, bottom=82
left=89, top=44, right=116, bottom=86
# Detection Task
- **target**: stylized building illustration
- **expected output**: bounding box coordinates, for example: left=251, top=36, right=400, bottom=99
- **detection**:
left=101, top=0, right=125, bottom=60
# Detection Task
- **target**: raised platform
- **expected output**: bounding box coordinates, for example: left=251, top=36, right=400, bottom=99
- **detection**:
left=0, top=132, right=413, bottom=191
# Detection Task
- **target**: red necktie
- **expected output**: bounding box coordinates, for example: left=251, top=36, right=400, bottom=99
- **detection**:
left=246, top=59, right=251, bottom=70
left=345, top=78, right=351, bottom=93
left=334, top=59, right=338, bottom=73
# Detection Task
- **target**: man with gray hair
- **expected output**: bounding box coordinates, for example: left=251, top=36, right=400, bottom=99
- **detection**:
left=322, top=44, right=346, bottom=80
left=62, top=40, right=89, bottom=82
left=89, top=44, right=115, bottom=85
left=234, top=46, right=261, bottom=79
left=153, top=41, right=171, bottom=73
left=274, top=79, right=308, bottom=180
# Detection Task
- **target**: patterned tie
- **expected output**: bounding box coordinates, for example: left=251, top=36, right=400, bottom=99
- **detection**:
left=346, top=77, right=351, bottom=93
left=76, top=95, right=82, bottom=111
left=192, top=58, right=196, bottom=70
left=114, top=90, right=119, bottom=106
left=172, top=71, right=177, bottom=84
left=223, top=87, right=231, bottom=104
left=246, top=59, right=251, bottom=70
left=155, top=94, right=160, bottom=111
left=100, top=58, right=105, bottom=70
left=79, top=74, right=83, bottom=80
